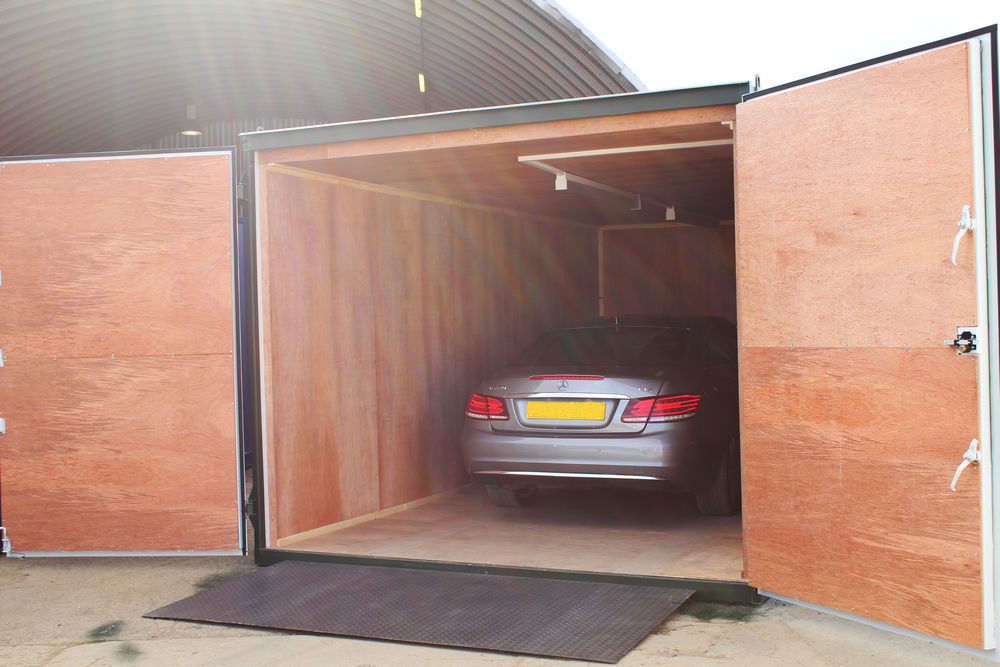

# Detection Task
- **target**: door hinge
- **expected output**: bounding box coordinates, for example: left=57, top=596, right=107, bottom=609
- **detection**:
left=0, top=527, right=11, bottom=555
left=944, top=326, right=978, bottom=355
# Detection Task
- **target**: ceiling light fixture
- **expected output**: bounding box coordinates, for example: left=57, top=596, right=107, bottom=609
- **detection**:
left=181, top=104, right=202, bottom=136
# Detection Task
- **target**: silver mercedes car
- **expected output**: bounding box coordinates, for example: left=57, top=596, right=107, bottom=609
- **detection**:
left=461, top=316, right=740, bottom=515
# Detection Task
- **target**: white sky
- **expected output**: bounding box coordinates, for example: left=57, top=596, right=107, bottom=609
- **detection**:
left=555, top=0, right=999, bottom=91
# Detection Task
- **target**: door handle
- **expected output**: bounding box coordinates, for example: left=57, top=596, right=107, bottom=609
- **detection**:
left=951, top=205, right=975, bottom=266
left=950, top=439, right=980, bottom=491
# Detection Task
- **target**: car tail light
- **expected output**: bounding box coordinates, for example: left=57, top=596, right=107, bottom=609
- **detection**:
left=465, top=393, right=509, bottom=420
left=621, top=394, right=702, bottom=423
left=529, top=375, right=605, bottom=381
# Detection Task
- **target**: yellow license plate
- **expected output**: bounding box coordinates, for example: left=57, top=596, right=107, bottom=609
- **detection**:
left=526, top=401, right=606, bottom=421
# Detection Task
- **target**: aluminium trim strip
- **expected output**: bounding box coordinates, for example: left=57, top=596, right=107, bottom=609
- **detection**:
left=984, top=23, right=1000, bottom=653
left=16, top=551, right=244, bottom=558
left=969, top=35, right=996, bottom=651
left=974, top=30, right=1000, bottom=652
left=241, top=84, right=749, bottom=153
left=761, top=590, right=996, bottom=661
left=744, top=25, right=997, bottom=101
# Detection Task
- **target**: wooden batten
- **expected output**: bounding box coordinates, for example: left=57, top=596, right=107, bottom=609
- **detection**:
left=256, top=105, right=736, bottom=166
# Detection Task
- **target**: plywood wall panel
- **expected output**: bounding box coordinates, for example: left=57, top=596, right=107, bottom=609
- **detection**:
left=0, top=355, right=238, bottom=552
left=740, top=347, right=982, bottom=646
left=736, top=43, right=975, bottom=349
left=372, top=194, right=435, bottom=508
left=602, top=225, right=736, bottom=320
left=0, top=155, right=235, bottom=360
left=265, top=173, right=380, bottom=539
left=262, top=169, right=598, bottom=541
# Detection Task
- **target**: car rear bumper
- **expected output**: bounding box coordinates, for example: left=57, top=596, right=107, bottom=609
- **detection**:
left=461, top=420, right=720, bottom=492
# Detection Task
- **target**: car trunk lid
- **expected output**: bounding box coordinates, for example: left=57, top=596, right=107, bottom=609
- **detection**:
left=488, top=367, right=665, bottom=434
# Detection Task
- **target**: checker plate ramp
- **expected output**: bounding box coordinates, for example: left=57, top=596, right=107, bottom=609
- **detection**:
left=146, top=561, right=693, bottom=662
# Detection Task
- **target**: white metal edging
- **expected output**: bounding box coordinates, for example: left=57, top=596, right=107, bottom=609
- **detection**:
left=968, top=35, right=997, bottom=651
left=972, top=31, right=1000, bottom=654
left=760, top=590, right=1000, bottom=662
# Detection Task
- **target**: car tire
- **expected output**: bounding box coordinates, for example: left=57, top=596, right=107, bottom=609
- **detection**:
left=484, top=483, right=536, bottom=507
left=695, top=438, right=741, bottom=516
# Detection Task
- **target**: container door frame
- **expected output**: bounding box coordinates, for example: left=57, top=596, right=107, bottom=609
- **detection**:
left=736, top=27, right=998, bottom=650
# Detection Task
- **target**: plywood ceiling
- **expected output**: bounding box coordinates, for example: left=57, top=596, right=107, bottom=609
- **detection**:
left=290, top=122, right=736, bottom=225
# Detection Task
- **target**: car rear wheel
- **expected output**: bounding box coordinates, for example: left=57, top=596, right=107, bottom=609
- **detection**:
left=484, top=483, right=537, bottom=507
left=695, top=437, right=741, bottom=516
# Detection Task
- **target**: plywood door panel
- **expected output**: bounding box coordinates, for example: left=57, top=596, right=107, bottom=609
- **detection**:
left=0, top=155, right=235, bottom=360
left=737, top=43, right=976, bottom=349
left=0, top=152, right=239, bottom=554
left=736, top=42, right=986, bottom=647
left=741, top=348, right=981, bottom=645
left=0, top=355, right=238, bottom=552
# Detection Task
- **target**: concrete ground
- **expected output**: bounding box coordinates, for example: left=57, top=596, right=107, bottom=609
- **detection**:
left=1, top=554, right=994, bottom=666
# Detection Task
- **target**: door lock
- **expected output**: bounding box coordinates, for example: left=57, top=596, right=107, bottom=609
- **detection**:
left=944, top=327, right=978, bottom=355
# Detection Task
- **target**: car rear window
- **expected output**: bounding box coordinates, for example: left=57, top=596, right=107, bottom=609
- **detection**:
left=515, top=326, right=691, bottom=366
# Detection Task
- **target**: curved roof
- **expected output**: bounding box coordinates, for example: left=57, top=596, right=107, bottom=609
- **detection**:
left=0, top=0, right=640, bottom=157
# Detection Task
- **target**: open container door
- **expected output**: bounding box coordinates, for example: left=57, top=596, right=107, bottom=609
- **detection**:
left=736, top=29, right=998, bottom=648
left=0, top=150, right=243, bottom=555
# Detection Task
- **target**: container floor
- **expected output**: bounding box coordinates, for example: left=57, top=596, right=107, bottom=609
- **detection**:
left=279, top=485, right=744, bottom=581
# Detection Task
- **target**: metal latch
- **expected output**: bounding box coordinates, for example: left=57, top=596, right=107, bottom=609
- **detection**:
left=951, top=439, right=981, bottom=491
left=0, top=527, right=10, bottom=555
left=944, top=327, right=978, bottom=355
left=952, top=205, right=975, bottom=266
